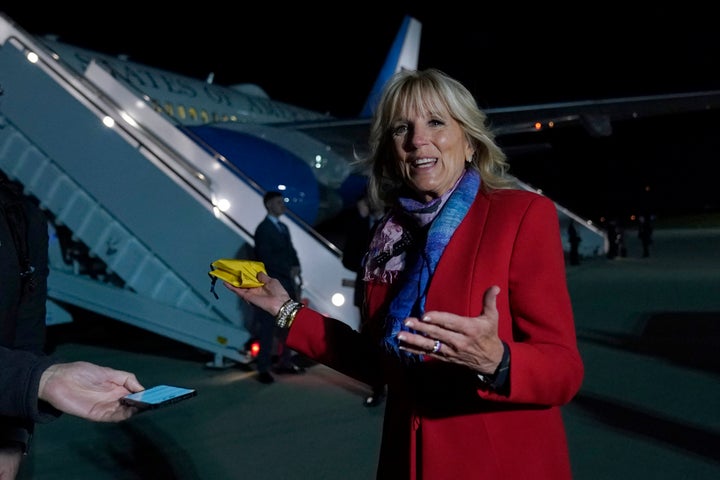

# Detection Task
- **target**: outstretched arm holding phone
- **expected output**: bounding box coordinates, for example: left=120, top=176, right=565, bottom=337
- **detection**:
left=0, top=350, right=144, bottom=423
left=0, top=350, right=145, bottom=479
left=38, top=361, right=144, bottom=422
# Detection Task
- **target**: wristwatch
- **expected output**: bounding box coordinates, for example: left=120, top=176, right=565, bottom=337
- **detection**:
left=477, top=341, right=510, bottom=391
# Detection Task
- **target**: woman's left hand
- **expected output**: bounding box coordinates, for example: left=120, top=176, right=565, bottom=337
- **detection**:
left=398, top=285, right=505, bottom=374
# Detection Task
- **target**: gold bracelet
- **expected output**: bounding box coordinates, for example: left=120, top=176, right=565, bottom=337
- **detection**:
left=275, top=299, right=303, bottom=329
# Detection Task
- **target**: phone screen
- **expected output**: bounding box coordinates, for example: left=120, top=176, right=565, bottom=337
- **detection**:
left=121, top=385, right=197, bottom=410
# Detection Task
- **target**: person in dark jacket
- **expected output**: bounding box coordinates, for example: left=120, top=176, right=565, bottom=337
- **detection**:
left=567, top=221, right=581, bottom=265
left=638, top=215, right=654, bottom=258
left=1, top=170, right=143, bottom=478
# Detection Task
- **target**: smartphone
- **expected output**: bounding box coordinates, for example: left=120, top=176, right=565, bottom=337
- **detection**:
left=121, top=385, right=197, bottom=410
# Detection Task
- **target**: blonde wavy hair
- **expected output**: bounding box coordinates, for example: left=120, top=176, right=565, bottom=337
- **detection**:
left=356, top=68, right=513, bottom=210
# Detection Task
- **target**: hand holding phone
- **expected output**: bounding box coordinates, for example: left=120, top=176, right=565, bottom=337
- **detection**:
left=120, top=385, right=197, bottom=410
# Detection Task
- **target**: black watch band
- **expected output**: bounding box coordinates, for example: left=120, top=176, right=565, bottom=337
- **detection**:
left=477, top=341, right=510, bottom=391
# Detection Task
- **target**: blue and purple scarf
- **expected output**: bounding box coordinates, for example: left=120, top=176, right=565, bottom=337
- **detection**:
left=365, top=169, right=480, bottom=363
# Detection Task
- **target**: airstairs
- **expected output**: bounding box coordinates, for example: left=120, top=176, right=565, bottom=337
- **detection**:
left=0, top=13, right=360, bottom=367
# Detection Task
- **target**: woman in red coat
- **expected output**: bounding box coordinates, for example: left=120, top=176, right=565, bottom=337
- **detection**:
left=227, top=68, right=584, bottom=479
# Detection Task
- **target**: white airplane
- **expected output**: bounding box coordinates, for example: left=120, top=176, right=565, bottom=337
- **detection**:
left=29, top=15, right=421, bottom=228
left=1, top=11, right=719, bottom=366
left=29, top=15, right=720, bottom=229
left=0, top=12, right=424, bottom=366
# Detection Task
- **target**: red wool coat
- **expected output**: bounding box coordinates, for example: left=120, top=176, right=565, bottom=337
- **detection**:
left=287, top=188, right=584, bottom=480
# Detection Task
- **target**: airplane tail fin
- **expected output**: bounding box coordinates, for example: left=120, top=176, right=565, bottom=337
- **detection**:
left=359, top=15, right=422, bottom=118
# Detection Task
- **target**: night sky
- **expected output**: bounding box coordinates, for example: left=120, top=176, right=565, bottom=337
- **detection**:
left=3, top=4, right=719, bottom=222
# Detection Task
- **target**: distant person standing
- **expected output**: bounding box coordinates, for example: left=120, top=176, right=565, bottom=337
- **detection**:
left=342, top=194, right=386, bottom=407
left=252, top=191, right=304, bottom=384
left=638, top=215, right=654, bottom=258
left=567, top=222, right=581, bottom=266
left=606, top=218, right=626, bottom=259
left=616, top=220, right=627, bottom=258
left=606, top=220, right=618, bottom=259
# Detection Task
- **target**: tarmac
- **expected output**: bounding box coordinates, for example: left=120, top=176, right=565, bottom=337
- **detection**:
left=16, top=224, right=720, bottom=480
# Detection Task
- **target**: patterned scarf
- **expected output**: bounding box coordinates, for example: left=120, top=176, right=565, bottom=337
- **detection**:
left=370, top=169, right=480, bottom=363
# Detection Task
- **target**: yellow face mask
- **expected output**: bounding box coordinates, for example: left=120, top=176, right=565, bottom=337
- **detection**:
left=208, top=259, right=266, bottom=298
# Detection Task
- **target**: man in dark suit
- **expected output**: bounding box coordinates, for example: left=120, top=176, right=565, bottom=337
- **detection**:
left=252, top=191, right=304, bottom=383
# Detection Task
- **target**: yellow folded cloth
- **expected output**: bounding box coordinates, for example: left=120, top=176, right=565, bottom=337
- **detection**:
left=208, top=259, right=266, bottom=289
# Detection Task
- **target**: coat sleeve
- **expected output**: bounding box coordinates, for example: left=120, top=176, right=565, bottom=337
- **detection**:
left=0, top=347, right=61, bottom=422
left=286, top=308, right=384, bottom=388
left=481, top=195, right=584, bottom=405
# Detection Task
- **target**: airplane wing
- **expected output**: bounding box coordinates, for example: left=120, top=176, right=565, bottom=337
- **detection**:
left=261, top=88, right=720, bottom=182
left=484, top=90, right=720, bottom=137
left=288, top=89, right=720, bottom=150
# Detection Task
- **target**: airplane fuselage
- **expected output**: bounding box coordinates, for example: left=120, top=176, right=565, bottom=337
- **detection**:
left=44, top=39, right=331, bottom=126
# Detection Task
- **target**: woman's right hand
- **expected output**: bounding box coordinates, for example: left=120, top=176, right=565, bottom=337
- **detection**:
left=225, top=271, right=290, bottom=316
